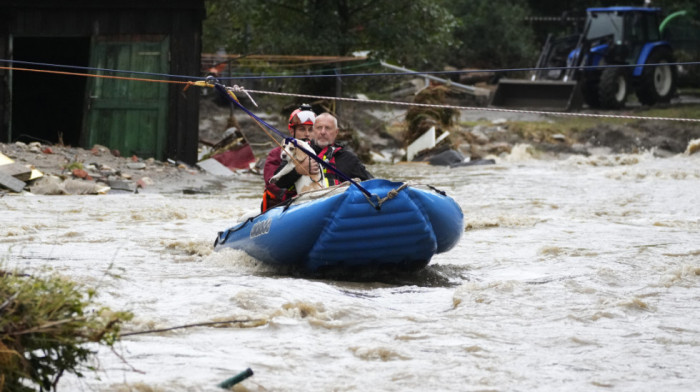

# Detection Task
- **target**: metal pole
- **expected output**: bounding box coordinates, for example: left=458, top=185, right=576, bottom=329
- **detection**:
left=7, top=34, right=14, bottom=143
left=378, top=61, right=491, bottom=97
left=335, top=64, right=342, bottom=117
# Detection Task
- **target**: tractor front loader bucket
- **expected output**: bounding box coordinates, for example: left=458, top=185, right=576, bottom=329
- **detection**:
left=489, top=79, right=583, bottom=112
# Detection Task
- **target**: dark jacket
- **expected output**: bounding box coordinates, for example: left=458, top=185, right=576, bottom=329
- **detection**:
left=263, top=146, right=284, bottom=196
left=261, top=146, right=296, bottom=211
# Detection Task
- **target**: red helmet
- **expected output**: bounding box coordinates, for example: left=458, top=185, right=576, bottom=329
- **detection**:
left=287, top=105, right=316, bottom=131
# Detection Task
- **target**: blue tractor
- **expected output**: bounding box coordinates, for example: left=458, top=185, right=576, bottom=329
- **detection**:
left=491, top=7, right=678, bottom=110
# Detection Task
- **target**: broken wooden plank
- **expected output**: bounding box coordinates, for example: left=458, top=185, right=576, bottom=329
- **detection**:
left=0, top=162, right=32, bottom=182
left=0, top=151, right=43, bottom=181
left=0, top=171, right=26, bottom=192
left=197, top=158, right=235, bottom=177
left=0, top=152, right=13, bottom=166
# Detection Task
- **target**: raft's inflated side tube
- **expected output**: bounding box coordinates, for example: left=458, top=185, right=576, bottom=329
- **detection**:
left=215, top=179, right=464, bottom=272
left=407, top=186, right=464, bottom=253
left=215, top=190, right=346, bottom=265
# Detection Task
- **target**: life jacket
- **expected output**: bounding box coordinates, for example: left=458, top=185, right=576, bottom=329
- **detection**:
left=318, top=145, right=342, bottom=187
left=261, top=187, right=296, bottom=212
left=260, top=189, right=277, bottom=212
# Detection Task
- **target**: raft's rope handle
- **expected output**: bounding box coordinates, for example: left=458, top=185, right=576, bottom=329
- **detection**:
left=363, top=182, right=409, bottom=210
left=206, top=78, right=373, bottom=199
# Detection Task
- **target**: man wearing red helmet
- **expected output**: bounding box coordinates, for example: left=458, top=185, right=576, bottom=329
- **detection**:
left=261, top=104, right=318, bottom=212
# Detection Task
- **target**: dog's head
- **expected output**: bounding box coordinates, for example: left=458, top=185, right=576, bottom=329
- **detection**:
left=281, top=139, right=313, bottom=162
left=280, top=143, right=296, bottom=162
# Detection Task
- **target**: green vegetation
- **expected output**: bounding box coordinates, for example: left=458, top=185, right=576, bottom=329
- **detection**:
left=203, top=0, right=699, bottom=70
left=204, top=0, right=456, bottom=67
left=202, top=0, right=700, bottom=100
left=640, top=103, right=700, bottom=119
left=456, top=102, right=700, bottom=148
left=62, top=161, right=83, bottom=171
left=517, top=103, right=700, bottom=131
left=1, top=269, right=132, bottom=391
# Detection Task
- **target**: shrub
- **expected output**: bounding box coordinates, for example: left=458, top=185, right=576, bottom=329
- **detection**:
left=0, top=270, right=132, bottom=391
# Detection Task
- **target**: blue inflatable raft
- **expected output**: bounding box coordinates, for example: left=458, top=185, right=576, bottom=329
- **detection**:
left=214, top=179, right=463, bottom=272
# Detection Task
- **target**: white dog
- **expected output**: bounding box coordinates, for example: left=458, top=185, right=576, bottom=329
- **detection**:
left=269, top=139, right=326, bottom=193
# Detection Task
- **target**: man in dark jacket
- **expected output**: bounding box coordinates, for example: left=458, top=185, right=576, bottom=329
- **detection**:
left=311, top=112, right=372, bottom=186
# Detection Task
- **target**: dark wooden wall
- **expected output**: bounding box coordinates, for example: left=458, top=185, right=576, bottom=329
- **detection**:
left=0, top=0, right=205, bottom=164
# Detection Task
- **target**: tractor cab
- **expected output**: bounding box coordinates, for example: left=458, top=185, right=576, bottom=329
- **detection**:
left=581, top=8, right=664, bottom=72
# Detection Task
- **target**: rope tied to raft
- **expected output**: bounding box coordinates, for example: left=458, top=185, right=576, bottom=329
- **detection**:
left=363, top=182, right=409, bottom=210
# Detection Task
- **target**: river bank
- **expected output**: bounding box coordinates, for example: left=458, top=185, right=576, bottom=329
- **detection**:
left=2, top=100, right=699, bottom=196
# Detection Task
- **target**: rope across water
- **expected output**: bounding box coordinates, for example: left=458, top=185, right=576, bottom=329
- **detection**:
left=242, top=88, right=700, bottom=123
left=2, top=57, right=699, bottom=123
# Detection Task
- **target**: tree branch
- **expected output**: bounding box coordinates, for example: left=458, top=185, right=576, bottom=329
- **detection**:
left=120, top=318, right=267, bottom=337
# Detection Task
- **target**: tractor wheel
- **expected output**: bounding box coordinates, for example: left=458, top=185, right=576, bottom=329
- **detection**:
left=581, top=80, right=600, bottom=108
left=598, top=67, right=628, bottom=109
left=635, top=49, right=677, bottom=106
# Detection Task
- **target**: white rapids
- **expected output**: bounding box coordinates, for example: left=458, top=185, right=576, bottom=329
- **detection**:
left=2, top=146, right=699, bottom=391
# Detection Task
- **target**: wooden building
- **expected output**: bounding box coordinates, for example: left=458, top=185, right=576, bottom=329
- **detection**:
left=0, top=0, right=205, bottom=163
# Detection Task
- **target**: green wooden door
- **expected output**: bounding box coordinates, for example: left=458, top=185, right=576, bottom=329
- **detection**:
left=85, top=36, right=169, bottom=159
